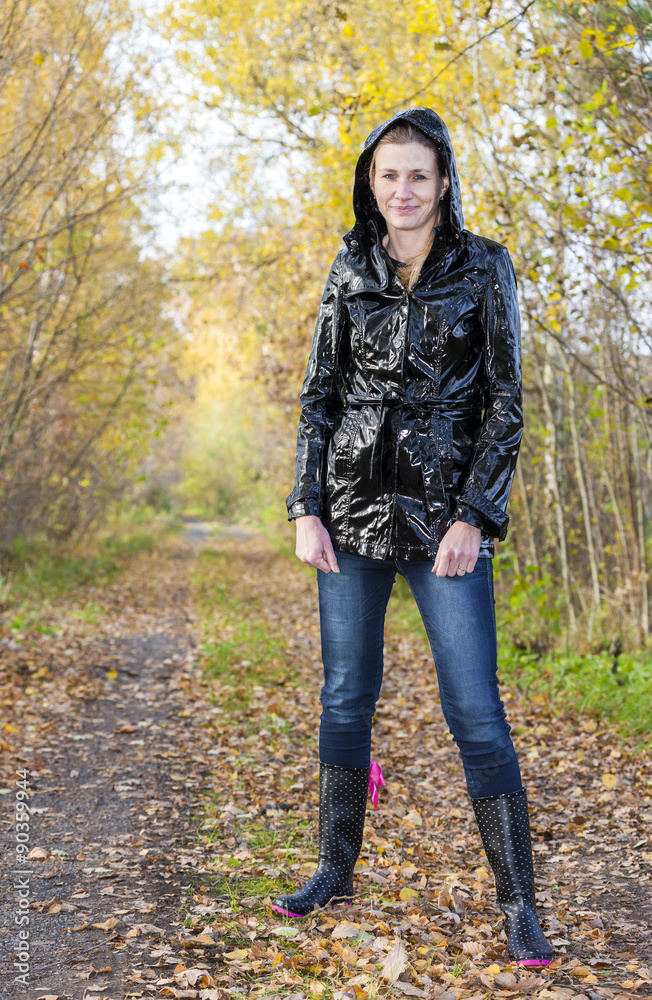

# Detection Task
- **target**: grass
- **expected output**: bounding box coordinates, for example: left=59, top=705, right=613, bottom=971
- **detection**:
left=497, top=643, right=652, bottom=745
left=192, top=549, right=292, bottom=712
left=1, top=506, right=183, bottom=602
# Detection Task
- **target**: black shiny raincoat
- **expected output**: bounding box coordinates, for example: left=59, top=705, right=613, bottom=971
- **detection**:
left=286, top=107, right=523, bottom=561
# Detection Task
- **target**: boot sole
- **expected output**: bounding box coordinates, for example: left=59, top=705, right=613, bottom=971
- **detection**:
left=514, top=957, right=552, bottom=967
left=271, top=900, right=353, bottom=920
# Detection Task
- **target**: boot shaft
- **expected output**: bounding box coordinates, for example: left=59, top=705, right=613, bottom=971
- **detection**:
left=318, top=762, right=370, bottom=868
left=471, top=787, right=536, bottom=906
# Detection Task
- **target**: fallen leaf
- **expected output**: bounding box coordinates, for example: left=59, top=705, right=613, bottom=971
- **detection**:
left=494, top=972, right=517, bottom=987
left=399, top=887, right=419, bottom=901
left=379, top=938, right=408, bottom=981
left=63, top=920, right=91, bottom=933
left=26, top=846, right=49, bottom=860
left=272, top=925, right=299, bottom=937
left=332, top=921, right=361, bottom=939
left=174, top=967, right=214, bottom=987
left=394, top=985, right=425, bottom=998
left=570, top=966, right=592, bottom=977
left=602, top=772, right=617, bottom=787
left=91, top=917, right=121, bottom=931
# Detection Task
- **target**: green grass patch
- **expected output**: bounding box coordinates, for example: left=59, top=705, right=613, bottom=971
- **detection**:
left=192, top=549, right=290, bottom=709
left=2, top=507, right=183, bottom=602
left=498, top=642, right=652, bottom=745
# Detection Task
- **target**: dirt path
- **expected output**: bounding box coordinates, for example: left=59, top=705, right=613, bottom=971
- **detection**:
left=1, top=526, right=651, bottom=1000
left=0, top=528, right=219, bottom=1000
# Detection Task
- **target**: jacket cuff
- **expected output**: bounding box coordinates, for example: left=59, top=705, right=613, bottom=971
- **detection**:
left=452, top=504, right=486, bottom=532
left=286, top=485, right=322, bottom=521
left=455, top=484, right=509, bottom=541
left=286, top=498, right=322, bottom=521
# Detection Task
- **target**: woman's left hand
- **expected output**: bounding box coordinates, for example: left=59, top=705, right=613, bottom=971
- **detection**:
left=433, top=520, right=482, bottom=577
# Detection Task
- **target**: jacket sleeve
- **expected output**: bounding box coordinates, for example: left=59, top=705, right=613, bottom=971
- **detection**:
left=453, top=245, right=523, bottom=541
left=286, top=251, right=346, bottom=520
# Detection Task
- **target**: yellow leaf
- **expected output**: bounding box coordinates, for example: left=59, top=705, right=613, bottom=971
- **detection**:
left=484, top=964, right=501, bottom=974
left=399, top=887, right=419, bottom=901
left=106, top=668, right=119, bottom=679
left=602, top=772, right=617, bottom=787
left=224, top=948, right=248, bottom=960
left=579, top=38, right=593, bottom=58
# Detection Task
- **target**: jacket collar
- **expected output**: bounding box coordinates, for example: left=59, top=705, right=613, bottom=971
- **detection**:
left=342, top=224, right=459, bottom=296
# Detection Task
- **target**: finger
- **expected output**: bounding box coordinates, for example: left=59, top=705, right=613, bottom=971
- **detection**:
left=297, top=549, right=328, bottom=571
left=312, top=557, right=331, bottom=573
left=447, top=559, right=459, bottom=577
left=435, top=551, right=452, bottom=577
left=324, top=546, right=340, bottom=573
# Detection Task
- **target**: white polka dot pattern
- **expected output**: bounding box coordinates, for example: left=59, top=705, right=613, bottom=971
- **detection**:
left=272, top=762, right=370, bottom=919
left=472, top=787, right=554, bottom=964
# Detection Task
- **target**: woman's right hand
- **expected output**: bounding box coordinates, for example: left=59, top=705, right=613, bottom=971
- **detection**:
left=295, top=515, right=340, bottom=573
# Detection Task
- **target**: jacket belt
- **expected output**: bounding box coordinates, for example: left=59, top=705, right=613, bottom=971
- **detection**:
left=345, top=389, right=479, bottom=482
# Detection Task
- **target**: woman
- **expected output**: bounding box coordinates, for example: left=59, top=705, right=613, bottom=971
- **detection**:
left=273, top=107, right=552, bottom=968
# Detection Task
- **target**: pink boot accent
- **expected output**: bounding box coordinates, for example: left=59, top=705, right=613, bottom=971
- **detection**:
left=515, top=958, right=552, bottom=967
left=271, top=903, right=305, bottom=919
left=369, top=760, right=386, bottom=810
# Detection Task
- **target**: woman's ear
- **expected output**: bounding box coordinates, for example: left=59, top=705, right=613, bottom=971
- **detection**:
left=442, top=174, right=450, bottom=195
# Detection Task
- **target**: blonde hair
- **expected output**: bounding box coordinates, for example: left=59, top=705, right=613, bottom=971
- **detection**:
left=369, top=124, right=449, bottom=292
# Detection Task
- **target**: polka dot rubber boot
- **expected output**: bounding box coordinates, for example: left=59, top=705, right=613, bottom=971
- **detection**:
left=471, top=788, right=554, bottom=967
left=272, top=762, right=371, bottom=919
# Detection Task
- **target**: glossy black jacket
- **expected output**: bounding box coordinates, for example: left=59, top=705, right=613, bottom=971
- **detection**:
left=286, top=107, right=523, bottom=561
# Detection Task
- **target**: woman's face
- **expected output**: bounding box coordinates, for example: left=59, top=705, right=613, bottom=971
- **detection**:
left=371, top=141, right=449, bottom=236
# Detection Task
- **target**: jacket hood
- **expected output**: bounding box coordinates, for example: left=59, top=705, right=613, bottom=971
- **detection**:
left=343, top=107, right=464, bottom=251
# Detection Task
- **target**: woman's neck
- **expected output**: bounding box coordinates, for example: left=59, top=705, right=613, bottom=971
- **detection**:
left=382, top=223, right=438, bottom=262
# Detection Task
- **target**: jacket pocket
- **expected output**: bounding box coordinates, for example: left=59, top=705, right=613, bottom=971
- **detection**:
left=432, top=415, right=453, bottom=459
left=432, top=415, right=454, bottom=489
left=333, top=411, right=361, bottom=479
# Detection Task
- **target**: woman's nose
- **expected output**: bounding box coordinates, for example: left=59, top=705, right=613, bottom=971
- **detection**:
left=394, top=177, right=412, bottom=200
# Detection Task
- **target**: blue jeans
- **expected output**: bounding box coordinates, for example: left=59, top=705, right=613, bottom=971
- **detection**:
left=317, top=551, right=522, bottom=799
